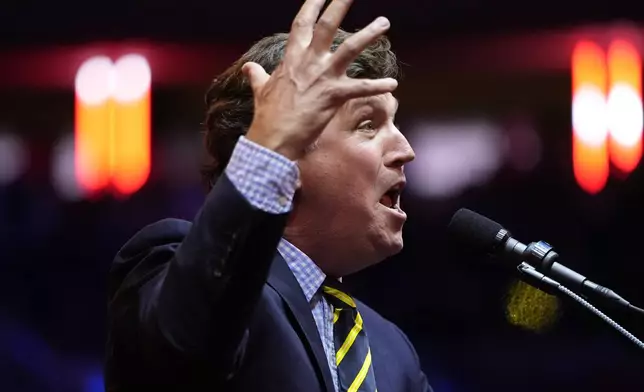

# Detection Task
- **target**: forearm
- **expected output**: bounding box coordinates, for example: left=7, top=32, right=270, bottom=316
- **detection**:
left=155, top=174, right=288, bottom=353
left=142, top=137, right=298, bottom=368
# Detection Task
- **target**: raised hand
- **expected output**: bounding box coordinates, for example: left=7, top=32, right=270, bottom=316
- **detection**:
left=243, top=0, right=397, bottom=161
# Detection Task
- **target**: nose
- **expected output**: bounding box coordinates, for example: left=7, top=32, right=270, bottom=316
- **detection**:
left=385, top=125, right=415, bottom=169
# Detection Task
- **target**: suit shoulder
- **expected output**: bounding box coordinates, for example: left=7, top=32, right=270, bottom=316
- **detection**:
left=355, top=300, right=398, bottom=334
left=356, top=300, right=426, bottom=374
left=356, top=299, right=416, bottom=349
left=117, top=218, right=192, bottom=259
left=108, top=218, right=192, bottom=300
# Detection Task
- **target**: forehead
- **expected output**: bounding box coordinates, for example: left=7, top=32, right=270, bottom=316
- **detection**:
left=345, top=93, right=399, bottom=113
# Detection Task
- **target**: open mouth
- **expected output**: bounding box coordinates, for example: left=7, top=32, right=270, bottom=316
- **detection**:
left=379, top=183, right=404, bottom=210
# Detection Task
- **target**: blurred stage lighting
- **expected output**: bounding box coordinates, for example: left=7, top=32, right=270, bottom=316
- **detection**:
left=75, top=54, right=151, bottom=199
left=505, top=280, right=560, bottom=333
left=406, top=120, right=504, bottom=199
left=52, top=133, right=88, bottom=201
left=83, top=369, right=104, bottom=392
left=503, top=116, right=542, bottom=173
left=572, top=41, right=610, bottom=194
left=606, top=40, right=643, bottom=174
left=572, top=39, right=643, bottom=194
left=0, top=131, right=28, bottom=186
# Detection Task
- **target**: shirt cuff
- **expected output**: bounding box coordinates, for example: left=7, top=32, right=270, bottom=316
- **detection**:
left=225, top=136, right=299, bottom=214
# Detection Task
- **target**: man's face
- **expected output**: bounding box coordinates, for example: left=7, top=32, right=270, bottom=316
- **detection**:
left=286, top=92, right=415, bottom=277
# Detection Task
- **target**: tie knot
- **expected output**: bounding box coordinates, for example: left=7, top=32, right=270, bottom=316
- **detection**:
left=322, top=281, right=356, bottom=309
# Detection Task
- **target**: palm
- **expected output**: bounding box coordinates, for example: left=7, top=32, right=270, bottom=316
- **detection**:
left=244, top=0, right=397, bottom=161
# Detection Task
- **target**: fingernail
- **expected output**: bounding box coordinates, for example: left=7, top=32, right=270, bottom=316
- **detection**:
left=376, top=17, right=390, bottom=28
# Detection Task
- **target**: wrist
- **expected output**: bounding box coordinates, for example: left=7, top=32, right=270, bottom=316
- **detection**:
left=245, top=129, right=302, bottom=161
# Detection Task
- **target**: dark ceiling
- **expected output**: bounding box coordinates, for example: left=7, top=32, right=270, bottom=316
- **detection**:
left=3, top=0, right=644, bottom=48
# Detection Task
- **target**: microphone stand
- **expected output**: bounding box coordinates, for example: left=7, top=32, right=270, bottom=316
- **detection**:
left=516, top=262, right=644, bottom=351
left=517, top=240, right=644, bottom=318
left=628, top=304, right=644, bottom=317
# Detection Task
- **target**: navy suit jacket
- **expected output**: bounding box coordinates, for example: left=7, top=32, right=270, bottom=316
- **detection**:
left=105, top=174, right=432, bottom=391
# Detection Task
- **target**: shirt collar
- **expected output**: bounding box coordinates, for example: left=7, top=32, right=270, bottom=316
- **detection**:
left=277, top=238, right=326, bottom=302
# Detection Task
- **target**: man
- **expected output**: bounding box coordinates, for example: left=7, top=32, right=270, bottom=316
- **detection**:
left=105, top=0, right=432, bottom=390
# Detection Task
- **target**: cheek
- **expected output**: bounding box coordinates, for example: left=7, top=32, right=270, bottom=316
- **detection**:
left=298, top=158, right=344, bottom=204
left=348, top=152, right=381, bottom=199
left=299, top=145, right=381, bottom=207
left=331, top=161, right=379, bottom=207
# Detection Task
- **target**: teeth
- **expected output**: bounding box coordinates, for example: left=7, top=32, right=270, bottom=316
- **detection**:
left=389, top=193, right=398, bottom=209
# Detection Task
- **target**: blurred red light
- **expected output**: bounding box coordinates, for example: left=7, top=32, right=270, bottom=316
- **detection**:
left=606, top=40, right=643, bottom=174
left=572, top=41, right=609, bottom=194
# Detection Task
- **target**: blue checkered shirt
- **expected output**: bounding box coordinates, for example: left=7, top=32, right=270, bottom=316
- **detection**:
left=225, top=136, right=340, bottom=391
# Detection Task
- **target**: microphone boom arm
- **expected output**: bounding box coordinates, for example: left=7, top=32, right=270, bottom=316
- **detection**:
left=517, top=262, right=644, bottom=351
left=497, top=229, right=639, bottom=314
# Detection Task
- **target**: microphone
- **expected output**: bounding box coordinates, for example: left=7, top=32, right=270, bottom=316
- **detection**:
left=448, top=208, right=633, bottom=310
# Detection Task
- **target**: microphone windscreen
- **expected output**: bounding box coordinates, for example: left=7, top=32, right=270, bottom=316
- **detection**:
left=447, top=208, right=504, bottom=254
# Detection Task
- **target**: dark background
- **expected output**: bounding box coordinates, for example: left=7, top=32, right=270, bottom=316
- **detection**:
left=1, top=1, right=644, bottom=391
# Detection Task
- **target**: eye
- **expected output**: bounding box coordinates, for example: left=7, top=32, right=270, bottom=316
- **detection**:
left=357, top=120, right=376, bottom=132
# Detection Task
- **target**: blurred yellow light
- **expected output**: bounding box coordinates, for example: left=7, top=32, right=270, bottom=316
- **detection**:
left=505, top=280, right=561, bottom=333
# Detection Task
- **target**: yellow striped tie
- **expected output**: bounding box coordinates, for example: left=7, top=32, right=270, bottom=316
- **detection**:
left=323, top=282, right=377, bottom=392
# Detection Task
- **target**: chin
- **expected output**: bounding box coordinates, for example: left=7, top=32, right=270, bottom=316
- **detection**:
left=374, top=232, right=405, bottom=261
left=339, top=237, right=403, bottom=276
left=385, top=238, right=404, bottom=258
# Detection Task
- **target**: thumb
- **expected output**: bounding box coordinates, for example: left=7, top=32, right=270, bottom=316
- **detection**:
left=242, top=62, right=269, bottom=91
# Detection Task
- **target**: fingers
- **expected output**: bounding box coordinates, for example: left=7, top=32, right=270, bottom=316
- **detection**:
left=330, top=16, right=390, bottom=74
left=242, top=62, right=270, bottom=92
left=285, top=0, right=327, bottom=58
left=310, top=0, right=353, bottom=54
left=331, top=77, right=398, bottom=101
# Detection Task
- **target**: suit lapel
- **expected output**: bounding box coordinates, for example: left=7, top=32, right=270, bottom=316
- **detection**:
left=267, top=254, right=335, bottom=392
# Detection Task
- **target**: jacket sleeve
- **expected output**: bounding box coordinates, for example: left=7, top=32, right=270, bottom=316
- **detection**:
left=106, top=138, right=299, bottom=388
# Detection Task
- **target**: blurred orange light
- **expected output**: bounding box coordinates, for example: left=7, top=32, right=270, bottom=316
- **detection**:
left=606, top=40, right=643, bottom=174
left=74, top=56, right=113, bottom=196
left=74, top=54, right=151, bottom=198
left=112, top=91, right=151, bottom=196
left=572, top=41, right=609, bottom=194
left=111, top=54, right=152, bottom=197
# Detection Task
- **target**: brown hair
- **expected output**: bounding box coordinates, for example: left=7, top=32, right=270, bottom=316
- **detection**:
left=201, top=29, right=400, bottom=189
